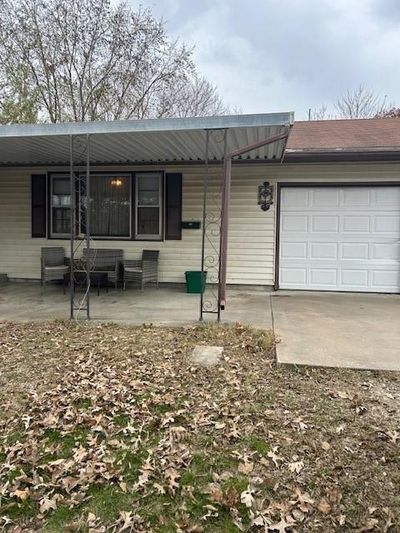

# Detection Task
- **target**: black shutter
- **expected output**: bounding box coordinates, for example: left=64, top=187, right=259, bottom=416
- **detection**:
left=31, top=174, right=47, bottom=238
left=165, top=173, right=182, bottom=240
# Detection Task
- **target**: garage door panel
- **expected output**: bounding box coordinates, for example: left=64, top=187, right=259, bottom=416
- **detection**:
left=343, top=215, right=370, bottom=233
left=341, top=269, right=369, bottom=287
left=309, top=269, right=337, bottom=285
left=279, top=186, right=400, bottom=293
left=341, top=242, right=369, bottom=260
left=371, top=270, right=400, bottom=288
left=374, top=216, right=400, bottom=233
left=310, top=242, right=338, bottom=259
left=280, top=268, right=307, bottom=285
left=282, top=188, right=309, bottom=208
left=281, top=215, right=308, bottom=232
left=311, top=215, right=339, bottom=232
left=375, top=187, right=400, bottom=206
left=281, top=242, right=307, bottom=259
left=311, top=189, right=340, bottom=207
left=342, top=188, right=371, bottom=206
left=372, top=242, right=400, bottom=260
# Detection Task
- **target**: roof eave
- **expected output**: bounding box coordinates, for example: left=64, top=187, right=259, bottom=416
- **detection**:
left=284, top=150, right=400, bottom=163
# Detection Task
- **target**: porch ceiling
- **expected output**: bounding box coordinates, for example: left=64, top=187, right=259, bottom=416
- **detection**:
left=0, top=113, right=293, bottom=166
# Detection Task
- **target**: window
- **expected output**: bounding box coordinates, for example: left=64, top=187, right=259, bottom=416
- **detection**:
left=45, top=171, right=173, bottom=241
left=51, top=176, right=71, bottom=237
left=87, top=175, right=131, bottom=238
left=135, top=172, right=162, bottom=239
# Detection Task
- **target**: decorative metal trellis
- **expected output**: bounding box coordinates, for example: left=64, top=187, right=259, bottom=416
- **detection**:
left=199, top=128, right=227, bottom=321
left=69, top=134, right=92, bottom=320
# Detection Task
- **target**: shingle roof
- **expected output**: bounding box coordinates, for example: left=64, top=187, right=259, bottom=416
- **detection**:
left=286, top=118, right=400, bottom=154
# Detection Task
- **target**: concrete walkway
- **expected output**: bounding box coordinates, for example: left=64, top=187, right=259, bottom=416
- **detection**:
left=0, top=282, right=272, bottom=329
left=272, top=291, right=400, bottom=371
left=1, top=282, right=399, bottom=371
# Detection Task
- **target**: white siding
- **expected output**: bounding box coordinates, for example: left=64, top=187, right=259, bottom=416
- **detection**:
left=0, top=161, right=399, bottom=286
left=0, top=164, right=275, bottom=285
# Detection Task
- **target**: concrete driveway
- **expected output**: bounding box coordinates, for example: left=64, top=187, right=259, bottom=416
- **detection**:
left=272, top=291, right=400, bottom=371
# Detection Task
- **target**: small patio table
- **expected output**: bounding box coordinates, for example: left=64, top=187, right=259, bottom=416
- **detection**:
left=64, top=271, right=108, bottom=296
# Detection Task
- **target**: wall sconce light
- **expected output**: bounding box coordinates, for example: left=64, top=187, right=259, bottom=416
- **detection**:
left=111, top=178, right=123, bottom=187
left=258, top=181, right=273, bottom=211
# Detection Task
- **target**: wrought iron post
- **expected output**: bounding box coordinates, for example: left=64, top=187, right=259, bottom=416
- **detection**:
left=199, top=128, right=227, bottom=321
left=85, top=134, right=91, bottom=319
left=69, top=134, right=91, bottom=320
left=199, top=130, right=209, bottom=321
left=69, top=135, right=75, bottom=319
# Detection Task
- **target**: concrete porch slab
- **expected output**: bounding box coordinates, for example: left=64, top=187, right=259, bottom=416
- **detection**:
left=0, top=282, right=273, bottom=329
left=272, top=291, right=400, bottom=371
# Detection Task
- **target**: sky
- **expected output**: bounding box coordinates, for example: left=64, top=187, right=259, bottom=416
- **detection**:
left=130, top=0, right=400, bottom=120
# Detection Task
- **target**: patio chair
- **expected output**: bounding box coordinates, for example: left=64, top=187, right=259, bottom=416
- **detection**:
left=123, top=250, right=160, bottom=290
left=41, top=247, right=69, bottom=288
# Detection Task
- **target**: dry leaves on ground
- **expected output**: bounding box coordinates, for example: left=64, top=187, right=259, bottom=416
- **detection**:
left=0, top=320, right=399, bottom=532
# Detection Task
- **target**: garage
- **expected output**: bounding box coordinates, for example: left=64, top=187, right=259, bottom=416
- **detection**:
left=278, top=184, right=400, bottom=293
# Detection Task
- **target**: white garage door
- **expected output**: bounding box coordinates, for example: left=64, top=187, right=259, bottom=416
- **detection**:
left=279, top=185, right=400, bottom=293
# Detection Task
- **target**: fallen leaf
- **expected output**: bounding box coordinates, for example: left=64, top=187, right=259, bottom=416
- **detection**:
left=267, top=446, right=283, bottom=468
left=386, top=430, right=398, bottom=443
left=318, top=498, right=332, bottom=514
left=238, top=461, right=254, bottom=475
left=14, top=489, right=30, bottom=501
left=288, top=460, right=304, bottom=474
left=240, top=487, right=254, bottom=508
left=39, top=496, right=58, bottom=514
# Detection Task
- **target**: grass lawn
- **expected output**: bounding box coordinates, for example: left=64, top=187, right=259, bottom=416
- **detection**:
left=0, top=321, right=399, bottom=532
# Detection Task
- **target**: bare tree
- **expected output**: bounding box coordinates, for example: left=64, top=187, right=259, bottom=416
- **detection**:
left=0, top=64, right=39, bottom=124
left=157, top=75, right=228, bottom=118
left=375, top=107, right=400, bottom=119
left=0, top=0, right=227, bottom=123
left=308, top=104, right=336, bottom=121
left=335, top=85, right=389, bottom=119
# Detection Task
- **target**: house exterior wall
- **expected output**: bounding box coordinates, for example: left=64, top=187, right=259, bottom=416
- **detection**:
left=0, top=161, right=399, bottom=286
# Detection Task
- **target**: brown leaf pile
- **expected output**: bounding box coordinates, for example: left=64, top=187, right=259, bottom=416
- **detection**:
left=0, top=321, right=399, bottom=532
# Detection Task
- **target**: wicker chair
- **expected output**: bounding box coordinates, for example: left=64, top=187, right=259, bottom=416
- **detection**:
left=123, top=250, right=160, bottom=290
left=41, top=247, right=69, bottom=288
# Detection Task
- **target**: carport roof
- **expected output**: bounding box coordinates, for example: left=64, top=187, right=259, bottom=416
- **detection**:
left=0, top=112, right=294, bottom=166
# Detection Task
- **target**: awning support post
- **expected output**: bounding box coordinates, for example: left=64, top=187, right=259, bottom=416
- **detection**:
left=69, top=135, right=75, bottom=320
left=199, top=130, right=210, bottom=321
left=85, top=134, right=91, bottom=320
left=69, top=134, right=91, bottom=320
left=199, top=128, right=227, bottom=321
left=218, top=130, right=290, bottom=311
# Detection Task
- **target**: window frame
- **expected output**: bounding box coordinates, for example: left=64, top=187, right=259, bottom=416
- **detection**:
left=134, top=171, right=164, bottom=241
left=47, top=170, right=168, bottom=242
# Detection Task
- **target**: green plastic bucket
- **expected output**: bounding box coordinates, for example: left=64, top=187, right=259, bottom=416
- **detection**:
left=185, top=271, right=207, bottom=294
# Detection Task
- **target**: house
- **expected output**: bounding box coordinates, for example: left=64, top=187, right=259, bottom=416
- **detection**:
left=0, top=114, right=399, bottom=318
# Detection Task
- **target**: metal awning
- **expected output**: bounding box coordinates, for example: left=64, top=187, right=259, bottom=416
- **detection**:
left=0, top=112, right=294, bottom=166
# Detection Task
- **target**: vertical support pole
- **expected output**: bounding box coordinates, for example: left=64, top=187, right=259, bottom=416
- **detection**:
left=85, top=134, right=91, bottom=320
left=69, top=135, right=75, bottom=319
left=218, top=129, right=230, bottom=311
left=219, top=153, right=232, bottom=311
left=199, top=130, right=210, bottom=321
